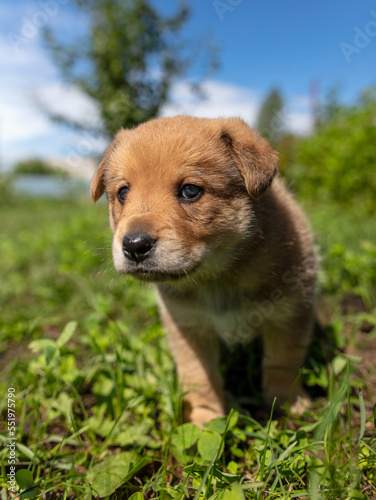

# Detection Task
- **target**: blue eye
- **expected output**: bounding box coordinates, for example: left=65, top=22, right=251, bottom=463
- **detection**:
left=117, top=186, right=129, bottom=203
left=179, top=184, right=203, bottom=201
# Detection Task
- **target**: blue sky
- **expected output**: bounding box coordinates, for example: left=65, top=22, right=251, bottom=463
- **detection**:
left=1, top=0, right=375, bottom=170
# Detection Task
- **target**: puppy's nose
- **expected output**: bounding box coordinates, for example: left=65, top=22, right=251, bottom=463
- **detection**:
left=122, top=234, right=156, bottom=263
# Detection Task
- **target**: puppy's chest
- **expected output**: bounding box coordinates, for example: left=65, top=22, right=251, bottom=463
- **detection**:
left=188, top=288, right=259, bottom=344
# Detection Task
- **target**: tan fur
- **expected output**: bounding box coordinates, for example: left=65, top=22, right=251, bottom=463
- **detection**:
left=91, top=116, right=317, bottom=426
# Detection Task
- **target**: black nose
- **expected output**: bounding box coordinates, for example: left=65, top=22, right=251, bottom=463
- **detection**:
left=122, top=234, right=156, bottom=263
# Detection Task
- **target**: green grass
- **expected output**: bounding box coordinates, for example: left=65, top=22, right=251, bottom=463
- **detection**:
left=0, top=191, right=375, bottom=499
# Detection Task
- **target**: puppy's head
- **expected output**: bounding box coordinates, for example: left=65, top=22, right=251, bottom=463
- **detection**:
left=91, top=116, right=278, bottom=283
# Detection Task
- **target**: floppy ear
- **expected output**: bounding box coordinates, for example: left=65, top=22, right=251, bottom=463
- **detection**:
left=90, top=134, right=120, bottom=202
left=90, top=158, right=107, bottom=202
left=90, top=129, right=132, bottom=202
left=219, top=118, right=278, bottom=199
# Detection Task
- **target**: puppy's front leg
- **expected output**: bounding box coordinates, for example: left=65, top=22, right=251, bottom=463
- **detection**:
left=159, top=306, right=225, bottom=426
left=262, top=314, right=313, bottom=412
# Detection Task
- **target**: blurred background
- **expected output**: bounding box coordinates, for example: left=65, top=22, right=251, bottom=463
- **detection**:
left=1, top=0, right=375, bottom=207
left=1, top=3, right=376, bottom=496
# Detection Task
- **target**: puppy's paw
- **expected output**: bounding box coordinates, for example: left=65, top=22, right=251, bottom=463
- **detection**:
left=264, top=385, right=311, bottom=415
left=289, top=391, right=311, bottom=415
left=188, top=407, right=224, bottom=428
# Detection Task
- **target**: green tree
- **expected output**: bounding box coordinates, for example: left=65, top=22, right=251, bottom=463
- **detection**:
left=315, top=85, right=342, bottom=129
left=255, top=88, right=285, bottom=145
left=12, top=158, right=65, bottom=177
left=275, top=133, right=304, bottom=176
left=42, top=0, right=204, bottom=137
left=295, top=87, right=376, bottom=213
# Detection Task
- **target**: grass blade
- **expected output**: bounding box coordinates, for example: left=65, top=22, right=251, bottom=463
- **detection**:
left=358, top=389, right=366, bottom=441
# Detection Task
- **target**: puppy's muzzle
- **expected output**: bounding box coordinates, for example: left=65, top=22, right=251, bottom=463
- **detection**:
left=122, top=233, right=156, bottom=263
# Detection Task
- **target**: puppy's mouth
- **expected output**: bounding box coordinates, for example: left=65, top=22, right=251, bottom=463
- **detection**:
left=126, top=265, right=198, bottom=283
left=128, top=269, right=191, bottom=282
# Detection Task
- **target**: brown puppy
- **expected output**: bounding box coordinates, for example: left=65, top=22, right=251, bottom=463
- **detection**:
left=90, top=116, right=317, bottom=426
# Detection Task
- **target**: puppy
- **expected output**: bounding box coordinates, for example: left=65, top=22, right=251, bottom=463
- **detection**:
left=90, top=116, right=317, bottom=426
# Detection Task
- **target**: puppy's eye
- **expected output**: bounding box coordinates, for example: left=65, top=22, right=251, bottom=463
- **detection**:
left=117, top=186, right=129, bottom=203
left=179, top=184, right=203, bottom=202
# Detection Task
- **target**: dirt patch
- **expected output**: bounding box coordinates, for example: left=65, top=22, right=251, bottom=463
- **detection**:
left=345, top=332, right=376, bottom=415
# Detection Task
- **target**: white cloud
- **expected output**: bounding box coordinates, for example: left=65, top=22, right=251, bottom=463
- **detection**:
left=1, top=88, right=98, bottom=146
left=1, top=96, right=50, bottom=144
left=0, top=34, right=103, bottom=167
left=0, top=27, right=312, bottom=169
left=160, top=80, right=313, bottom=134
left=287, top=111, right=313, bottom=135
left=286, top=95, right=313, bottom=134
left=160, top=80, right=260, bottom=124
left=35, top=83, right=101, bottom=127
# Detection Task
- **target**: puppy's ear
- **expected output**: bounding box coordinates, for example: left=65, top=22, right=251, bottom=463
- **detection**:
left=219, top=118, right=278, bottom=199
left=90, top=133, right=121, bottom=202
left=90, top=158, right=107, bottom=202
left=90, top=129, right=132, bottom=202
